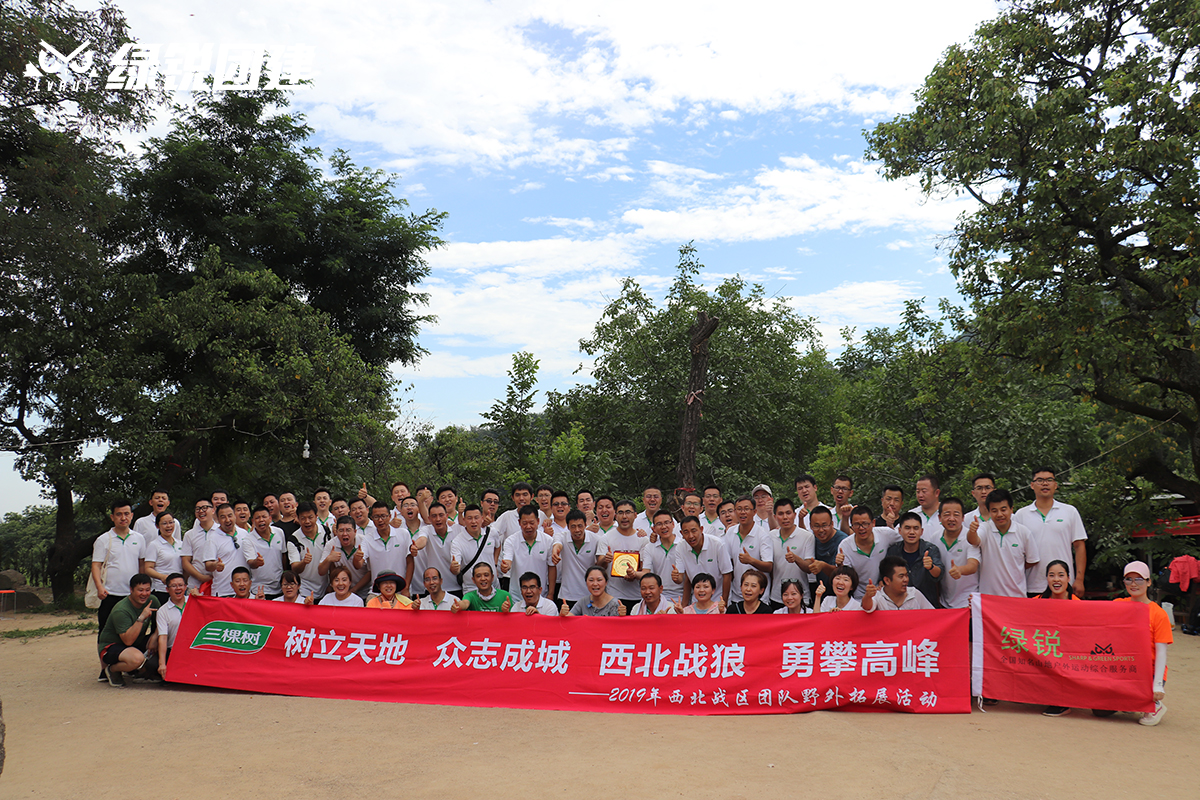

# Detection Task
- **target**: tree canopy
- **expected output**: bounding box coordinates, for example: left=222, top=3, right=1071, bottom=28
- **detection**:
left=866, top=0, right=1200, bottom=503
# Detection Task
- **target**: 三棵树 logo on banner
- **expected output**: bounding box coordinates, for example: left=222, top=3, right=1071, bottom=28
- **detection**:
left=190, top=620, right=273, bottom=654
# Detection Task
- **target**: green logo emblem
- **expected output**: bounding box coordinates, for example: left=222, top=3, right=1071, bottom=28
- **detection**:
left=190, top=621, right=273, bottom=653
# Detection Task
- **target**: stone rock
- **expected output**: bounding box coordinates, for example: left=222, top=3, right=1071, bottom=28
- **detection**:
left=11, top=590, right=42, bottom=610
left=0, top=570, right=26, bottom=590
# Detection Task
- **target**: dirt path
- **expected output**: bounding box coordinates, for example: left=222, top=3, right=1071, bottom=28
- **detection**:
left=1, top=612, right=1195, bottom=799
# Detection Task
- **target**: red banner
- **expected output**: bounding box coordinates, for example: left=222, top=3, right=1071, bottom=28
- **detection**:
left=168, top=598, right=971, bottom=715
left=972, top=595, right=1153, bottom=712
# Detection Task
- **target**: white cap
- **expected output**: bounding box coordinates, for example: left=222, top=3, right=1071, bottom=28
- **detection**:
left=751, top=483, right=772, bottom=497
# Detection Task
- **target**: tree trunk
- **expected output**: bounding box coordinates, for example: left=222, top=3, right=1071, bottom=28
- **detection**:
left=47, top=474, right=82, bottom=604
left=676, top=311, right=720, bottom=494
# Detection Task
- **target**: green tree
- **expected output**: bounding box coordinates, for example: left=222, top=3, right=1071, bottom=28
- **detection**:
left=482, top=351, right=543, bottom=480
left=0, top=1, right=160, bottom=602
left=866, top=0, right=1200, bottom=503
left=549, top=244, right=838, bottom=498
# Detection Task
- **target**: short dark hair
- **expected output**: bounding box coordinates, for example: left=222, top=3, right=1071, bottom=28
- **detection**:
left=436, top=485, right=458, bottom=499
left=794, top=473, right=817, bottom=486
left=879, top=555, right=908, bottom=583
left=832, top=565, right=859, bottom=594
left=881, top=484, right=904, bottom=497
left=462, top=503, right=481, bottom=514
left=370, top=501, right=390, bottom=515
left=165, top=572, right=186, bottom=586
left=473, top=562, right=494, bottom=577
left=833, top=474, right=853, bottom=488
left=691, top=572, right=715, bottom=590
left=1031, top=466, right=1057, bottom=479
left=335, top=515, right=354, bottom=529
left=349, top=497, right=368, bottom=509
left=972, top=473, right=996, bottom=487
left=391, top=481, right=409, bottom=492
left=517, top=504, right=540, bottom=520
left=773, top=497, right=795, bottom=512
left=641, top=572, right=663, bottom=587
left=535, top=484, right=553, bottom=495
left=576, top=489, right=594, bottom=502
left=129, top=573, right=152, bottom=589
left=296, top=501, right=317, bottom=516
left=940, top=497, right=965, bottom=513
left=652, top=508, right=674, bottom=521
left=986, top=488, right=1014, bottom=509
left=154, top=511, right=175, bottom=526
left=231, top=566, right=251, bottom=579
left=615, top=499, right=636, bottom=512
left=566, top=509, right=586, bottom=524
left=511, top=482, right=534, bottom=495
left=897, top=511, right=923, bottom=527
left=717, top=499, right=735, bottom=513
left=518, top=571, right=542, bottom=588
left=314, top=487, right=331, bottom=498
left=917, top=473, right=940, bottom=491
left=551, top=490, right=570, bottom=503
left=809, top=506, right=834, bottom=522
left=481, top=489, right=501, bottom=501
left=111, top=498, right=132, bottom=514
left=679, top=515, right=702, bottom=529
left=850, top=504, right=875, bottom=521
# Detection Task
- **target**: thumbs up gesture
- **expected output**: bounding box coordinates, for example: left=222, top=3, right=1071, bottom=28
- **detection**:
left=542, top=518, right=553, bottom=535
left=838, top=503, right=853, bottom=518
left=304, top=592, right=315, bottom=605
left=969, top=518, right=980, bottom=537
left=835, top=551, right=845, bottom=567
left=500, top=596, right=511, bottom=614
left=815, top=582, right=826, bottom=599
left=457, top=499, right=466, bottom=515
left=353, top=547, right=365, bottom=569
left=864, top=580, right=878, bottom=599
left=923, top=551, right=933, bottom=570
left=215, top=558, right=226, bottom=572
left=358, top=482, right=369, bottom=499
left=326, top=547, right=342, bottom=565
left=559, top=599, right=570, bottom=616
left=409, top=541, right=420, bottom=557
left=738, top=547, right=752, bottom=565
left=671, top=563, right=683, bottom=585
left=717, top=597, right=727, bottom=614
left=785, top=548, right=798, bottom=564
left=949, top=564, right=962, bottom=580
left=617, top=601, right=627, bottom=616
left=450, top=555, right=461, bottom=575
left=302, top=549, right=312, bottom=565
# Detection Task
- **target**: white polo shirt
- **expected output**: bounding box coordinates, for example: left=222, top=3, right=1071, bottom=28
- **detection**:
left=552, top=530, right=600, bottom=602
left=181, top=524, right=216, bottom=590
left=419, top=593, right=456, bottom=611
left=286, top=529, right=333, bottom=597
left=1014, top=500, right=1087, bottom=593
left=726, top=526, right=774, bottom=602
left=360, top=526, right=414, bottom=587
left=634, top=511, right=676, bottom=538
left=512, top=595, right=558, bottom=615
left=243, top=526, right=285, bottom=595
left=156, top=598, right=188, bottom=651
left=500, top=531, right=555, bottom=596
left=595, top=529, right=648, bottom=602
left=641, top=536, right=685, bottom=602
left=413, top=525, right=460, bottom=595
left=631, top=599, right=677, bottom=615
left=700, top=513, right=724, bottom=540
left=674, top=534, right=734, bottom=587
left=450, top=528, right=500, bottom=588
left=974, top=520, right=1039, bottom=597
left=319, top=592, right=365, bottom=607
left=143, top=535, right=183, bottom=593
left=923, top=531, right=980, bottom=609
left=836, top=527, right=902, bottom=598
left=768, top=527, right=816, bottom=605
left=322, top=534, right=369, bottom=596
left=202, top=528, right=250, bottom=597
left=92, top=529, right=146, bottom=596
left=874, top=586, right=935, bottom=611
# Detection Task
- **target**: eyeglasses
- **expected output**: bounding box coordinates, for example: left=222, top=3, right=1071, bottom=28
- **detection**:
left=1122, top=576, right=1147, bottom=584
left=1032, top=478, right=1057, bottom=484
left=195, top=505, right=212, bottom=511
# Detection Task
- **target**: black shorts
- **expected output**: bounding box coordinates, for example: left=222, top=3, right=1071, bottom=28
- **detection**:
left=100, top=643, right=134, bottom=665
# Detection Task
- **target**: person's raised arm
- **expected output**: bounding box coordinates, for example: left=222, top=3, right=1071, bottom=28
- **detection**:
left=966, top=517, right=981, bottom=547
left=1153, top=642, right=1168, bottom=701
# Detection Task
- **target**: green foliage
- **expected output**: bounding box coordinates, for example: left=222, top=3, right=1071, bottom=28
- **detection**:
left=548, top=243, right=838, bottom=496
left=1, top=621, right=96, bottom=640
left=866, top=0, right=1200, bottom=502
left=481, top=352, right=543, bottom=479
left=0, top=506, right=55, bottom=586
left=814, top=299, right=1100, bottom=505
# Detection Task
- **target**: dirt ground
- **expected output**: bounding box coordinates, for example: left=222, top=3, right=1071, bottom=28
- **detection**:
left=0, top=610, right=1195, bottom=800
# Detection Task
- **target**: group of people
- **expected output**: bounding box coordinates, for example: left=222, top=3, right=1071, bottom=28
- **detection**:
left=90, top=469, right=1171, bottom=725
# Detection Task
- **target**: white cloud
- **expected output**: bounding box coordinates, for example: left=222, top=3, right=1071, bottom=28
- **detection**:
left=719, top=110, right=740, bottom=121
left=120, top=0, right=998, bottom=173
left=789, top=279, right=925, bottom=347
left=620, top=155, right=973, bottom=243
left=511, top=181, right=545, bottom=193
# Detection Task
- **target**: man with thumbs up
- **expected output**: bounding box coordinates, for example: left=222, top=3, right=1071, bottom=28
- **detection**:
left=203, top=503, right=250, bottom=597
left=873, top=556, right=935, bottom=610
left=885, top=512, right=943, bottom=608
left=728, top=496, right=773, bottom=605
left=835, top=506, right=902, bottom=599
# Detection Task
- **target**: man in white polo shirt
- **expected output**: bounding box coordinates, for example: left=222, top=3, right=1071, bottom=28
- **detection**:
left=962, top=472, right=995, bottom=530
left=203, top=503, right=250, bottom=597
left=550, top=509, right=600, bottom=608
left=795, top=473, right=828, bottom=532
left=244, top=506, right=285, bottom=597
left=637, top=509, right=684, bottom=604
left=500, top=505, right=556, bottom=600
left=180, top=498, right=216, bottom=591
left=835, top=505, right=901, bottom=599
left=91, top=499, right=146, bottom=639
left=155, top=572, right=189, bottom=681
left=700, top=485, right=724, bottom=536
left=134, top=490, right=180, bottom=540
left=910, top=474, right=944, bottom=539
left=923, top=497, right=979, bottom=609
left=751, top=484, right=777, bottom=532
left=633, top=486, right=671, bottom=536
left=412, top=502, right=457, bottom=597
left=968, top=488, right=1039, bottom=597
left=287, top=502, right=332, bottom=600
left=358, top=503, right=419, bottom=598
left=596, top=500, right=647, bottom=613
left=769, top=497, right=814, bottom=608
left=674, top=515, right=733, bottom=606
left=728, top=495, right=774, bottom=603
left=1015, top=467, right=1088, bottom=596
left=450, top=504, right=497, bottom=596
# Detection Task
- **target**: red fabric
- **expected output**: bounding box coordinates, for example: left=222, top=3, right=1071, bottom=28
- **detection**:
left=1169, top=555, right=1200, bottom=592
left=168, top=597, right=971, bottom=715
left=979, top=595, right=1154, bottom=712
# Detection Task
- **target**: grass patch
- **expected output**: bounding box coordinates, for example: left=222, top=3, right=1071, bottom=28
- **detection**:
left=1, top=621, right=97, bottom=639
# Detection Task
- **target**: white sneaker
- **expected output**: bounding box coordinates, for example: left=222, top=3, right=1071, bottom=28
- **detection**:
left=1139, top=701, right=1166, bottom=726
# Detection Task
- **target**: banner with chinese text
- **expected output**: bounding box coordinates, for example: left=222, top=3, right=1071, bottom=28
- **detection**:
left=971, top=595, right=1153, bottom=712
left=168, top=598, right=971, bottom=715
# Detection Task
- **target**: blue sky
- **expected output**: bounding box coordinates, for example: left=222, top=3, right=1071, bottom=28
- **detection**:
left=0, top=0, right=1001, bottom=514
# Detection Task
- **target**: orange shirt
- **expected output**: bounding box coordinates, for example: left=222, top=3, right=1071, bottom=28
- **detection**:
left=366, top=594, right=414, bottom=610
left=1114, top=597, right=1172, bottom=679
